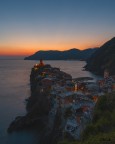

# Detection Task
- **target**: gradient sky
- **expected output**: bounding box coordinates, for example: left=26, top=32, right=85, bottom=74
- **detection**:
left=0, top=0, right=115, bottom=56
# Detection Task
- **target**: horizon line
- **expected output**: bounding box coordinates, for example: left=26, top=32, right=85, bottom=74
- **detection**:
left=0, top=47, right=99, bottom=57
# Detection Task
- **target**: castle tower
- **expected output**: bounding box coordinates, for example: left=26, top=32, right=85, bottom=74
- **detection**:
left=38, top=59, right=44, bottom=67
left=104, top=69, right=109, bottom=78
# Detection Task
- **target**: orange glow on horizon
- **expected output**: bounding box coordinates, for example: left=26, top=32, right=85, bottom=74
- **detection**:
left=0, top=39, right=103, bottom=56
left=0, top=32, right=109, bottom=56
left=0, top=45, right=99, bottom=56
left=0, top=47, right=35, bottom=56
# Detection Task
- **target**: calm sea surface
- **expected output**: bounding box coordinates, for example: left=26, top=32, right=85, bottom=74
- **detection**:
left=0, top=60, right=100, bottom=144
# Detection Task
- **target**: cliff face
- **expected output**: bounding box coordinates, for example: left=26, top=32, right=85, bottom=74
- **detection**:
left=7, top=64, right=72, bottom=144
left=24, top=48, right=97, bottom=60
left=85, top=37, right=115, bottom=75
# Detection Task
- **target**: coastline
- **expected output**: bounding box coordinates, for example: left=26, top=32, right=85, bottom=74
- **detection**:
left=7, top=61, right=103, bottom=144
left=7, top=62, right=72, bottom=143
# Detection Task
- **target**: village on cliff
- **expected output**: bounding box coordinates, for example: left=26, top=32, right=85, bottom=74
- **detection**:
left=32, top=60, right=115, bottom=140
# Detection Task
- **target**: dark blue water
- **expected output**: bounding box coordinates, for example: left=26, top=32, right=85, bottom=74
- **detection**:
left=0, top=60, right=99, bottom=144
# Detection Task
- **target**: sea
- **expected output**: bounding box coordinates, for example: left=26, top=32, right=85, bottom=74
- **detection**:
left=0, top=60, right=100, bottom=144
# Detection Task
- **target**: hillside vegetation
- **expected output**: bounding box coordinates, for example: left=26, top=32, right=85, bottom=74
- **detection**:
left=59, top=92, right=115, bottom=144
left=85, top=37, right=115, bottom=75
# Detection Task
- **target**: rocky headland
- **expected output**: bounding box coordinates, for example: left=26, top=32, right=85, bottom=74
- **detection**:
left=7, top=56, right=115, bottom=144
left=7, top=60, right=72, bottom=144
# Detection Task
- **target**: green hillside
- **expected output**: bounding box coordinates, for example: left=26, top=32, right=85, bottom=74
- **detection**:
left=59, top=92, right=115, bottom=144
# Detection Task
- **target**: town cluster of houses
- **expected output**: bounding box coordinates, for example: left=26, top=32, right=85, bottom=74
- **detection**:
left=98, top=71, right=115, bottom=93
left=33, top=61, right=115, bottom=140
left=50, top=80, right=97, bottom=139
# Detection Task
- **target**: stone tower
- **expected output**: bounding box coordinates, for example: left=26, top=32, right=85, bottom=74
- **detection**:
left=104, top=69, right=109, bottom=78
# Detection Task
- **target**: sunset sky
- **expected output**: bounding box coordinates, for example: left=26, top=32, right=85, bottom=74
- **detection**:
left=0, top=0, right=115, bottom=56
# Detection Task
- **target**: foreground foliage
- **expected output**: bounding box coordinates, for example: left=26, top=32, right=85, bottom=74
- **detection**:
left=59, top=92, right=115, bottom=144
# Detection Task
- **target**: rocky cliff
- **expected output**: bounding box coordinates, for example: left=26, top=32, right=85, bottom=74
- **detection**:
left=7, top=63, right=72, bottom=144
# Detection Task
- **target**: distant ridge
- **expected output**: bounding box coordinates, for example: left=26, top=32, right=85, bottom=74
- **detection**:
left=85, top=37, right=115, bottom=75
left=24, top=48, right=97, bottom=60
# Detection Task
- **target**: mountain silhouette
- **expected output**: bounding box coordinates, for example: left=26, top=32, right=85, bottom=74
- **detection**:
left=24, top=48, right=97, bottom=60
